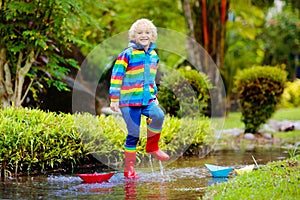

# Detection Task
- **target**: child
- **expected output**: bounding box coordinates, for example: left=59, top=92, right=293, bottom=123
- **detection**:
left=109, top=18, right=169, bottom=179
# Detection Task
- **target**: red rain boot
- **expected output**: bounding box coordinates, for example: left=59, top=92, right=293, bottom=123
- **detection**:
left=124, top=151, right=140, bottom=179
left=146, top=131, right=169, bottom=161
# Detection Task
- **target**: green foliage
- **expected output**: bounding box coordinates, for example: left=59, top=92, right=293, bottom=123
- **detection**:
left=73, top=0, right=186, bottom=55
left=74, top=114, right=126, bottom=166
left=0, top=107, right=212, bottom=175
left=223, top=0, right=266, bottom=99
left=158, top=67, right=213, bottom=117
left=74, top=0, right=187, bottom=86
left=203, top=155, right=300, bottom=200
left=261, top=5, right=300, bottom=80
left=0, top=0, right=93, bottom=104
left=233, top=66, right=287, bottom=133
left=279, top=79, right=300, bottom=108
left=144, top=116, right=212, bottom=157
left=75, top=113, right=212, bottom=164
left=0, top=107, right=87, bottom=174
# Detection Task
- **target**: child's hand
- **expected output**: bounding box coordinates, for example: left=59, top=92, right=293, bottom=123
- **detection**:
left=110, top=102, right=120, bottom=112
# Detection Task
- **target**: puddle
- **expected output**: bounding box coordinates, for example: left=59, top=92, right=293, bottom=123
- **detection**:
left=0, top=147, right=290, bottom=199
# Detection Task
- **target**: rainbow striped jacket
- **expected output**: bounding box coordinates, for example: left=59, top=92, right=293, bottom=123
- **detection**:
left=109, top=41, right=159, bottom=107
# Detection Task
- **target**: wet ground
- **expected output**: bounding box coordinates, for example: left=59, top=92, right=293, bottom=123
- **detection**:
left=0, top=147, right=289, bottom=200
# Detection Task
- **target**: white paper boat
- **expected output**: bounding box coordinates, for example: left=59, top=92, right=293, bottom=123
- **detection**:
left=234, top=164, right=255, bottom=175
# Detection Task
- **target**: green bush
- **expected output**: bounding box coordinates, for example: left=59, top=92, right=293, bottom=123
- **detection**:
left=74, top=114, right=127, bottom=167
left=279, top=79, right=300, bottom=108
left=233, top=65, right=287, bottom=133
left=0, top=108, right=87, bottom=175
left=78, top=114, right=213, bottom=164
left=0, top=107, right=212, bottom=175
left=141, top=115, right=213, bottom=157
left=158, top=67, right=213, bottom=117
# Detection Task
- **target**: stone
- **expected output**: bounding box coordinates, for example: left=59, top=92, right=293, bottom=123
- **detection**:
left=244, top=133, right=256, bottom=140
left=262, top=133, right=273, bottom=139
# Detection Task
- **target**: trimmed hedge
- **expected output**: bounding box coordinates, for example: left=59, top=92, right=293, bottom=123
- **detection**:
left=233, top=65, right=287, bottom=133
left=0, top=107, right=212, bottom=176
left=0, top=108, right=87, bottom=176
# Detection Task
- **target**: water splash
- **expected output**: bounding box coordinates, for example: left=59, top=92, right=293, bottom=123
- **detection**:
left=159, top=161, right=164, bottom=176
left=149, top=155, right=154, bottom=175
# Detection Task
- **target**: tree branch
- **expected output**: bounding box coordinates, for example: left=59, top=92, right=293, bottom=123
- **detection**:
left=4, top=62, right=13, bottom=95
left=14, top=50, right=35, bottom=107
left=182, top=0, right=195, bottom=38
left=0, top=47, right=6, bottom=81
left=20, top=78, right=33, bottom=104
left=20, top=50, right=35, bottom=76
left=13, top=51, right=23, bottom=101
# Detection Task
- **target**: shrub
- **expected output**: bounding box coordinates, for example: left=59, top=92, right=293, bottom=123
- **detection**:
left=78, top=114, right=213, bottom=166
left=158, top=67, right=213, bottom=117
left=140, top=115, right=213, bottom=157
left=74, top=114, right=127, bottom=167
left=233, top=65, right=287, bottom=133
left=0, top=107, right=212, bottom=175
left=279, top=79, right=300, bottom=108
left=0, top=107, right=87, bottom=175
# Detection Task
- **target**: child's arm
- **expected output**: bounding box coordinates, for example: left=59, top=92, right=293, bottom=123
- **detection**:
left=109, top=51, right=129, bottom=110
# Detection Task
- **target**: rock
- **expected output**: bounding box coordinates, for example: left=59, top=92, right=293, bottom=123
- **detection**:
left=232, top=128, right=244, bottom=137
left=293, top=121, right=300, bottom=130
left=262, top=133, right=273, bottom=139
left=244, top=133, right=256, bottom=140
left=279, top=123, right=295, bottom=132
left=267, top=120, right=299, bottom=132
left=260, top=124, right=276, bottom=133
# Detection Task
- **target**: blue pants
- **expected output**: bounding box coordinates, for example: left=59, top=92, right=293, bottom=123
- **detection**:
left=120, top=102, right=164, bottom=147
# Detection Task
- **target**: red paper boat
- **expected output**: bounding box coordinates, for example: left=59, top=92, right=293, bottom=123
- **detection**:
left=77, top=172, right=115, bottom=183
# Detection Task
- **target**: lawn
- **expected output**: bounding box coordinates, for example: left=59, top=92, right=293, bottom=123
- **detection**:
left=203, top=155, right=300, bottom=200
left=214, top=107, right=300, bottom=147
left=204, top=107, right=300, bottom=199
left=221, top=107, right=300, bottom=130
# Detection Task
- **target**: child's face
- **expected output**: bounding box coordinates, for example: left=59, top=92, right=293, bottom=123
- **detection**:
left=135, top=24, right=152, bottom=48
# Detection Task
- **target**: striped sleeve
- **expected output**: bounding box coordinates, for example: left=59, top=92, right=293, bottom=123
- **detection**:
left=109, top=50, right=130, bottom=102
left=153, top=83, right=158, bottom=96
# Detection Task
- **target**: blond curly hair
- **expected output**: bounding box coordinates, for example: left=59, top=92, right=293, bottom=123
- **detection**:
left=128, top=18, right=157, bottom=42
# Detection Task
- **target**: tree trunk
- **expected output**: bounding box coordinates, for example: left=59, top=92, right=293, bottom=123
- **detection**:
left=0, top=48, right=35, bottom=108
left=182, top=0, right=229, bottom=116
left=0, top=47, right=11, bottom=107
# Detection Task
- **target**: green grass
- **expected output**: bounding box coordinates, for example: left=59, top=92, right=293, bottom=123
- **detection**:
left=271, top=107, right=300, bottom=121
left=214, top=107, right=300, bottom=147
left=220, top=107, right=300, bottom=130
left=205, top=108, right=300, bottom=199
left=203, top=155, right=300, bottom=200
left=222, top=112, right=244, bottom=129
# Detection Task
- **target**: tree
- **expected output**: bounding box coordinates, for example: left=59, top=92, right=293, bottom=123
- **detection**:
left=182, top=0, right=229, bottom=71
left=261, top=4, right=300, bottom=80
left=223, top=0, right=266, bottom=110
left=181, top=0, right=229, bottom=116
left=0, top=0, right=91, bottom=108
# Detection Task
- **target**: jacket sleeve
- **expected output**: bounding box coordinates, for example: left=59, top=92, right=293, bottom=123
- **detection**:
left=153, top=83, right=158, bottom=97
left=153, top=56, right=159, bottom=97
left=109, top=50, right=130, bottom=103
